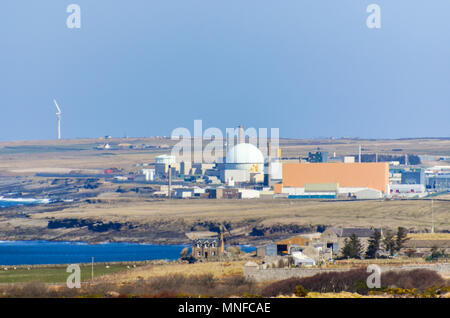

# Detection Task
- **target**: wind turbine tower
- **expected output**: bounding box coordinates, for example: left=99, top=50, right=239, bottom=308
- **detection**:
left=53, top=99, right=62, bottom=140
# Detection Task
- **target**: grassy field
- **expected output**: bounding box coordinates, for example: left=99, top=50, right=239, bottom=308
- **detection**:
left=0, top=264, right=131, bottom=284
left=98, top=260, right=248, bottom=283
left=31, top=197, right=450, bottom=232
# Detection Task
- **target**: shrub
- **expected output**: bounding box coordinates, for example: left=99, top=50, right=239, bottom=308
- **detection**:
left=3, top=282, right=49, bottom=298
left=298, top=269, right=368, bottom=294
left=226, top=246, right=241, bottom=256
left=262, top=277, right=305, bottom=297
left=262, top=268, right=448, bottom=297
left=381, top=269, right=446, bottom=291
left=196, top=273, right=217, bottom=289
left=180, top=247, right=189, bottom=258
left=295, top=285, right=308, bottom=297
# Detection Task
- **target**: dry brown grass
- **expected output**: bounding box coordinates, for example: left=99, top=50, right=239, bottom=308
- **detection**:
left=305, top=291, right=388, bottom=298
left=408, top=233, right=450, bottom=240
left=30, top=197, right=450, bottom=232
left=98, top=261, right=247, bottom=283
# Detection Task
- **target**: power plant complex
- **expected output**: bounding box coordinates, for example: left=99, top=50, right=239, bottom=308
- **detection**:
left=110, top=125, right=442, bottom=201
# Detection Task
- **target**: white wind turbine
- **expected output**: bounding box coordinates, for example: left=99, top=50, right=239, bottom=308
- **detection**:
left=53, top=99, right=62, bottom=140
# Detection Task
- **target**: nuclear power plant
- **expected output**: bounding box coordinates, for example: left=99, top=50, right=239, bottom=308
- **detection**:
left=133, top=125, right=416, bottom=200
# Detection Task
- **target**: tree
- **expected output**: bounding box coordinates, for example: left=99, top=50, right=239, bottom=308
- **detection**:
left=341, top=234, right=363, bottom=259
left=365, top=229, right=381, bottom=259
left=383, top=229, right=396, bottom=256
left=395, top=227, right=410, bottom=252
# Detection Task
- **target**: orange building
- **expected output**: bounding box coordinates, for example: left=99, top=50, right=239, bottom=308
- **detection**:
left=274, top=162, right=389, bottom=194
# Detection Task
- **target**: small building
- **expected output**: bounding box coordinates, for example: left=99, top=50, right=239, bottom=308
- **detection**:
left=206, top=188, right=241, bottom=199
left=256, top=244, right=277, bottom=257
left=390, top=184, right=426, bottom=195
left=175, top=189, right=193, bottom=198
left=291, top=251, right=316, bottom=266
left=191, top=237, right=224, bottom=259
left=221, top=169, right=250, bottom=183
left=320, top=227, right=382, bottom=255
left=238, top=188, right=260, bottom=199
left=276, top=236, right=311, bottom=255
left=353, top=188, right=383, bottom=200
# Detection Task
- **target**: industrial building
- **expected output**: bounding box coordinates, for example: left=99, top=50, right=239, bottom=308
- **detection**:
left=425, top=166, right=450, bottom=191
left=172, top=125, right=281, bottom=187
left=426, top=175, right=450, bottom=191
left=155, top=154, right=179, bottom=177
left=401, top=169, right=425, bottom=185
left=274, top=162, right=390, bottom=195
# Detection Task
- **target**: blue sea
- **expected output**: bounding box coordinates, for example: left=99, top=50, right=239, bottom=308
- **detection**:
left=0, top=199, right=256, bottom=265
left=0, top=198, right=50, bottom=208
left=0, top=241, right=256, bottom=266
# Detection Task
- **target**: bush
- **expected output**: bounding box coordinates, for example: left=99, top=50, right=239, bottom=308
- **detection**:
left=295, top=285, right=308, bottom=297
left=381, top=269, right=446, bottom=291
left=226, top=246, right=241, bottom=256
left=196, top=273, right=216, bottom=289
left=1, top=282, right=49, bottom=298
left=262, top=268, right=448, bottom=297
left=262, top=277, right=305, bottom=297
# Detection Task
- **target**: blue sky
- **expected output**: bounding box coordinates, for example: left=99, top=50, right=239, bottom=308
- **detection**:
left=1, top=1, right=450, bottom=141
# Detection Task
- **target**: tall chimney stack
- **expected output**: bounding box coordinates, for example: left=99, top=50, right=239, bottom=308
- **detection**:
left=267, top=141, right=272, bottom=187
left=239, top=125, right=244, bottom=144
left=168, top=164, right=172, bottom=199
left=358, top=145, right=362, bottom=163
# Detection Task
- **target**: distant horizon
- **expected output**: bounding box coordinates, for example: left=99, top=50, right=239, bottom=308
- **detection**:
left=1, top=135, right=450, bottom=144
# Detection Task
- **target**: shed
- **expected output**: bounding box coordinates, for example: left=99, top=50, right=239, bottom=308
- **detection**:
left=291, top=252, right=316, bottom=266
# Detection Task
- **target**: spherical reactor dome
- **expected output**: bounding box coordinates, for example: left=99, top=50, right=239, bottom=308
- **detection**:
left=225, top=143, right=265, bottom=173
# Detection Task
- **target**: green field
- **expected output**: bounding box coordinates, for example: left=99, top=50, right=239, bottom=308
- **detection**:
left=0, top=264, right=130, bottom=284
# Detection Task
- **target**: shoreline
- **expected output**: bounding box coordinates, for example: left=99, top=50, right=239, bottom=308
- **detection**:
left=0, top=259, right=179, bottom=269
left=0, top=240, right=256, bottom=267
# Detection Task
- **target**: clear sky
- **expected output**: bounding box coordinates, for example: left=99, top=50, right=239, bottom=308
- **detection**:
left=1, top=1, right=449, bottom=141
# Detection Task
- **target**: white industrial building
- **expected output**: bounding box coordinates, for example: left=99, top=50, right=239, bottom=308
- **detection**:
left=238, top=188, right=261, bottom=199
left=221, top=143, right=265, bottom=183
left=389, top=184, right=426, bottom=197
left=139, top=169, right=155, bottom=181
left=225, top=143, right=265, bottom=173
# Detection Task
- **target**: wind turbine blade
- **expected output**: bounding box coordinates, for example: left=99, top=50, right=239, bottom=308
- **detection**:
left=53, top=99, right=62, bottom=114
